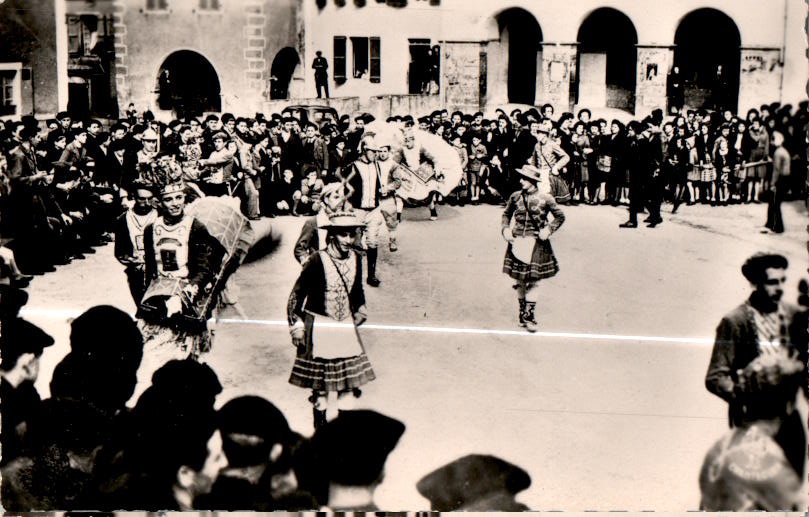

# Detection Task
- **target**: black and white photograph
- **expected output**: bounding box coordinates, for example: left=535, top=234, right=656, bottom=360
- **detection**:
left=0, top=0, right=808, bottom=512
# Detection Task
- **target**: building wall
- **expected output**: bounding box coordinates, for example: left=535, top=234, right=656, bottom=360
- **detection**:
left=302, top=0, right=444, bottom=99
left=0, top=0, right=59, bottom=117
left=303, top=0, right=808, bottom=115
left=113, top=0, right=299, bottom=118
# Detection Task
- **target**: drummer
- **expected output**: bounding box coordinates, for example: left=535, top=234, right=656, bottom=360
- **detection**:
left=501, top=164, right=565, bottom=332
left=288, top=208, right=376, bottom=429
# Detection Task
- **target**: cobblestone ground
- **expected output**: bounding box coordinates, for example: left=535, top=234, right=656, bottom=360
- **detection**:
left=25, top=199, right=809, bottom=510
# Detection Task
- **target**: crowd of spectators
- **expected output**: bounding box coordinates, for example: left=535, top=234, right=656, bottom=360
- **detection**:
left=1, top=99, right=805, bottom=275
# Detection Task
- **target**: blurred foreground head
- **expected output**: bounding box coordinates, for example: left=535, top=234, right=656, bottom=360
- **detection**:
left=417, top=454, right=531, bottom=511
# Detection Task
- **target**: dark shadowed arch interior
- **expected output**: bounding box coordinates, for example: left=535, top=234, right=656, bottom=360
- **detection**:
left=576, top=8, right=638, bottom=111
left=497, top=8, right=542, bottom=105
left=157, top=50, right=221, bottom=116
left=674, top=8, right=741, bottom=112
left=270, top=47, right=301, bottom=100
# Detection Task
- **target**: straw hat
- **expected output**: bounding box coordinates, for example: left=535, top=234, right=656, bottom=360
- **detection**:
left=515, top=164, right=542, bottom=182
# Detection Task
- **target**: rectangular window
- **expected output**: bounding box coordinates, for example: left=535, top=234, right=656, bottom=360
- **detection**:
left=333, top=36, right=346, bottom=83
left=351, top=37, right=369, bottom=79
left=199, top=0, right=220, bottom=10
left=0, top=70, right=17, bottom=116
left=369, top=37, right=381, bottom=83
left=67, top=16, right=82, bottom=55
left=146, top=0, right=168, bottom=11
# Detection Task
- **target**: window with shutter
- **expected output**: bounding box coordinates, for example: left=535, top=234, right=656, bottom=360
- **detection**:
left=146, top=0, right=168, bottom=11
left=333, top=36, right=346, bottom=84
left=369, top=37, right=381, bottom=83
left=199, top=0, right=220, bottom=10
left=351, top=37, right=369, bottom=79
left=0, top=70, right=17, bottom=116
left=67, top=16, right=82, bottom=55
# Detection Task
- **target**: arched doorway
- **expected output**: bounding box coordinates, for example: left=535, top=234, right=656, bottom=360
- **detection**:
left=497, top=8, right=542, bottom=105
left=673, top=9, right=740, bottom=112
left=270, top=48, right=301, bottom=100
left=156, top=50, right=221, bottom=116
left=576, top=8, right=637, bottom=112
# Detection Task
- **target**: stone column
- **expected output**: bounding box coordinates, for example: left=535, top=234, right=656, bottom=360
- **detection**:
left=635, top=45, right=671, bottom=118
left=440, top=41, right=487, bottom=113
left=738, top=47, right=783, bottom=115
left=539, top=43, right=577, bottom=113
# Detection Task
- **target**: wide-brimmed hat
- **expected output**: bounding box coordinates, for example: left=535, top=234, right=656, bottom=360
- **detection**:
left=515, top=164, right=542, bottom=182
left=322, top=209, right=366, bottom=229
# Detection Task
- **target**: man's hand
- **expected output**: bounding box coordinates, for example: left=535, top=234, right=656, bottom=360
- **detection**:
left=551, top=165, right=559, bottom=176
left=538, top=227, right=552, bottom=241
left=502, top=227, right=515, bottom=243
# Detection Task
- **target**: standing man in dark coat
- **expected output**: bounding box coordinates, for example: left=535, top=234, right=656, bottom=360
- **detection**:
left=312, top=51, right=329, bottom=99
left=619, top=122, right=649, bottom=228
left=705, top=253, right=808, bottom=478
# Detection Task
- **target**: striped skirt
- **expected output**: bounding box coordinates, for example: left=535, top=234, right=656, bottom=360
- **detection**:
left=289, top=353, right=376, bottom=392
left=503, top=237, right=559, bottom=282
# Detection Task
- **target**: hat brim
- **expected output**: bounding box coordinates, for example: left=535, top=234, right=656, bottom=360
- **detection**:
left=515, top=167, right=542, bottom=182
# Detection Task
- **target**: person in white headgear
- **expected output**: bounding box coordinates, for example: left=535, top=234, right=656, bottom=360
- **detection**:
left=343, top=134, right=388, bottom=287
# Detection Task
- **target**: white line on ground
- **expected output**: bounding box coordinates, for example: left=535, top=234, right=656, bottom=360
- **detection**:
left=20, top=308, right=714, bottom=345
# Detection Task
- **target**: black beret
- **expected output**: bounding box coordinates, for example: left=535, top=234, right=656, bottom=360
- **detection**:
left=417, top=454, right=531, bottom=511
left=310, top=410, right=405, bottom=486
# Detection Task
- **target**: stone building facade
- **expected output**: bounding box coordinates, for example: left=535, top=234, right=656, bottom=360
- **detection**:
left=112, top=0, right=302, bottom=117
left=0, top=0, right=59, bottom=119
left=302, top=0, right=809, bottom=117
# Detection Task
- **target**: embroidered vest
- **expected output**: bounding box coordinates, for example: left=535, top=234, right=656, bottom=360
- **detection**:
left=152, top=216, right=194, bottom=278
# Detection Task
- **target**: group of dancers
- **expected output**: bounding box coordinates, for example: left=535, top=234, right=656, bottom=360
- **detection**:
left=119, top=120, right=565, bottom=429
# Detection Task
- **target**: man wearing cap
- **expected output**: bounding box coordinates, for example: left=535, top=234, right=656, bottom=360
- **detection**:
left=345, top=134, right=386, bottom=286
left=417, top=454, right=531, bottom=511
left=115, top=179, right=158, bottom=305
left=136, top=127, right=159, bottom=175
left=198, top=131, right=235, bottom=197
left=198, top=396, right=316, bottom=510
left=376, top=139, right=403, bottom=251
left=288, top=209, right=375, bottom=429
left=308, top=410, right=404, bottom=510
left=6, top=125, right=65, bottom=272
left=529, top=120, right=570, bottom=179
left=705, top=252, right=807, bottom=477
left=502, top=164, right=565, bottom=332
left=0, top=281, right=54, bottom=465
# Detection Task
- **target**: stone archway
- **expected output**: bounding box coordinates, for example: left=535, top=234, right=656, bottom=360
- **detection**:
left=576, top=8, right=638, bottom=112
left=495, top=8, right=543, bottom=105
left=156, top=50, right=221, bottom=116
left=270, top=47, right=301, bottom=100
left=673, top=8, right=741, bottom=112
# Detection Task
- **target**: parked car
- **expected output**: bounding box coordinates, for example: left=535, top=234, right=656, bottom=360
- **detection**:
left=281, top=105, right=340, bottom=128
